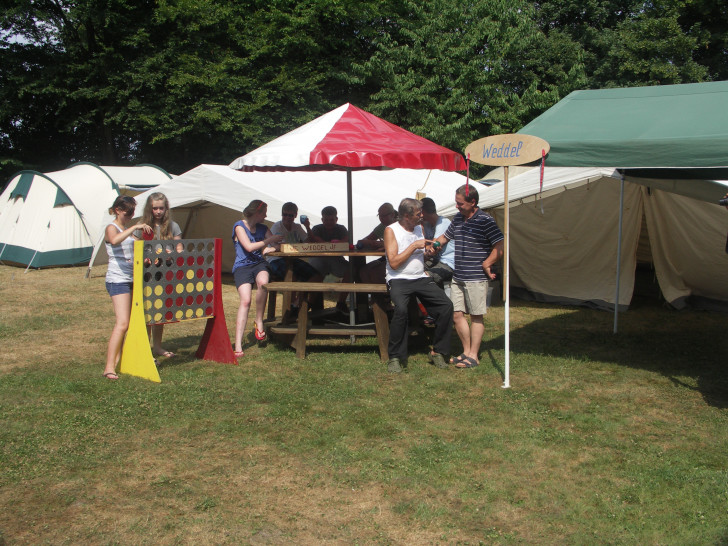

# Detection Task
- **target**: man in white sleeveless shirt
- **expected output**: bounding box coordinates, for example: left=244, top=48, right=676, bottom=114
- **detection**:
left=384, top=198, right=453, bottom=373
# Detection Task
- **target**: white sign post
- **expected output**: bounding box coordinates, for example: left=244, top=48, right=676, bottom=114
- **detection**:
left=464, top=134, right=550, bottom=388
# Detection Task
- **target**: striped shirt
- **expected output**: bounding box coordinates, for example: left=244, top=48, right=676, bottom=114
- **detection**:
left=444, top=209, right=504, bottom=282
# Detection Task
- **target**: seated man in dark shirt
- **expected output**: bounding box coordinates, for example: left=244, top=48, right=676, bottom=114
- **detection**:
left=308, top=205, right=352, bottom=312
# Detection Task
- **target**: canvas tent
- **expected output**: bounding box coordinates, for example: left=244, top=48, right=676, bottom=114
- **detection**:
left=88, top=164, right=467, bottom=275
left=443, top=165, right=728, bottom=311
left=502, top=81, right=728, bottom=313
left=0, top=163, right=171, bottom=268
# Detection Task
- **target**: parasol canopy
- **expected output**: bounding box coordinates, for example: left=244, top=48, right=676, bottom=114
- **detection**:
left=229, top=103, right=466, bottom=172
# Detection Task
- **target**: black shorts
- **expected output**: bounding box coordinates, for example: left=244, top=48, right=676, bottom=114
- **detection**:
left=233, top=262, right=270, bottom=287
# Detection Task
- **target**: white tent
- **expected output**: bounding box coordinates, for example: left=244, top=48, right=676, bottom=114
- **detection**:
left=442, top=167, right=728, bottom=311
left=88, top=164, right=467, bottom=274
left=0, top=164, right=171, bottom=268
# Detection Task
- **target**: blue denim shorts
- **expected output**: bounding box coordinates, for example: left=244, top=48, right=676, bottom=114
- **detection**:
left=106, top=281, right=133, bottom=296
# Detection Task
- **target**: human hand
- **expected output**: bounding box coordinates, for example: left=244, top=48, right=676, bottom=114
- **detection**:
left=483, top=265, right=496, bottom=280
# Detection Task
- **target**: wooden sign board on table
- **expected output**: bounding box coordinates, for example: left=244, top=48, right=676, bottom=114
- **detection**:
left=464, top=133, right=549, bottom=166
left=281, top=242, right=351, bottom=253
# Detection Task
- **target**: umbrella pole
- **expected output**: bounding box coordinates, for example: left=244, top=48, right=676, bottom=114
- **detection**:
left=347, top=170, right=356, bottom=340
left=503, top=166, right=511, bottom=389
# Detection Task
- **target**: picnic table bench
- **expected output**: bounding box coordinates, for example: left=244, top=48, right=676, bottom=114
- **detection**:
left=266, top=281, right=390, bottom=361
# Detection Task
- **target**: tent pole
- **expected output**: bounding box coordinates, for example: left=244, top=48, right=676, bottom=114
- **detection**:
left=503, top=166, right=510, bottom=389
left=613, top=176, right=625, bottom=334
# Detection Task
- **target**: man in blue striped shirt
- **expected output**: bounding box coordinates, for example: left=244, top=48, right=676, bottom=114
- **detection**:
left=433, top=185, right=503, bottom=369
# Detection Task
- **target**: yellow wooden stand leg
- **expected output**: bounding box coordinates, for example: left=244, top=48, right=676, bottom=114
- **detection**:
left=119, top=240, right=161, bottom=383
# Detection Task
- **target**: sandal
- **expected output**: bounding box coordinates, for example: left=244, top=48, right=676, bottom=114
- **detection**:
left=449, top=353, right=467, bottom=365
left=102, top=372, right=119, bottom=380
left=155, top=350, right=176, bottom=358
left=254, top=325, right=267, bottom=341
left=455, top=356, right=479, bottom=369
left=234, top=350, right=245, bottom=358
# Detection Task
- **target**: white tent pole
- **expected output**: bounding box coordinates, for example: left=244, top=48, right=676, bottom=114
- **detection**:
left=503, top=166, right=510, bottom=389
left=613, top=175, right=625, bottom=334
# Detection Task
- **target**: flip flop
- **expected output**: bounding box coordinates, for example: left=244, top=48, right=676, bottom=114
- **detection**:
left=449, top=353, right=467, bottom=364
left=234, top=350, right=245, bottom=358
left=455, top=356, right=479, bottom=369
left=254, top=326, right=267, bottom=341
left=155, top=350, right=175, bottom=358
left=102, top=372, right=119, bottom=380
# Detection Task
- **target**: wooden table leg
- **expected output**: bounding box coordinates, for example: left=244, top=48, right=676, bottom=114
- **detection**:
left=293, top=298, right=309, bottom=359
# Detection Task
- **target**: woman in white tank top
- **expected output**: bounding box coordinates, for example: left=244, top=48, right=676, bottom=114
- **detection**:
left=102, top=196, right=151, bottom=380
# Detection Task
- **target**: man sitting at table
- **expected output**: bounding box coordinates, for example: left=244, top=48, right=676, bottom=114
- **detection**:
left=308, top=205, right=351, bottom=313
left=421, top=197, right=454, bottom=291
left=384, top=198, right=453, bottom=373
left=358, top=202, right=397, bottom=285
left=268, top=202, right=322, bottom=312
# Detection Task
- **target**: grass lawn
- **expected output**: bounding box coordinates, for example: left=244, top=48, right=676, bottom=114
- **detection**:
left=1, top=264, right=727, bottom=544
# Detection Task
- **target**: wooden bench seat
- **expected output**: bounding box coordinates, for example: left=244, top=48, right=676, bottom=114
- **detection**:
left=265, top=281, right=390, bottom=360
left=266, top=281, right=388, bottom=294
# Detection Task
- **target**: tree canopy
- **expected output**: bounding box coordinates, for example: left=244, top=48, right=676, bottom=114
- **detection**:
left=1, top=0, right=722, bottom=183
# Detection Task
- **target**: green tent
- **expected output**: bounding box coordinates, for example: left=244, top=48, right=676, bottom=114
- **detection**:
left=498, top=82, right=728, bottom=327
left=519, top=81, right=728, bottom=178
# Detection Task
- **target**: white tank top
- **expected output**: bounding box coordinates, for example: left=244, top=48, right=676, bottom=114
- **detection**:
left=105, top=223, right=135, bottom=283
left=385, top=222, right=427, bottom=281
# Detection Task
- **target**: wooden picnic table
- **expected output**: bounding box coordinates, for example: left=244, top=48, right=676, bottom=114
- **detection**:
left=265, top=250, right=389, bottom=360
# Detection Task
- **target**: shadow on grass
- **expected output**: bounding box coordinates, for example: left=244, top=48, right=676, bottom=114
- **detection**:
left=486, top=297, right=728, bottom=408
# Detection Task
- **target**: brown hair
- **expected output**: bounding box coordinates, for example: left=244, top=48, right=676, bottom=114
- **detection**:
left=243, top=199, right=267, bottom=219
left=455, top=184, right=479, bottom=205
left=108, top=195, right=136, bottom=216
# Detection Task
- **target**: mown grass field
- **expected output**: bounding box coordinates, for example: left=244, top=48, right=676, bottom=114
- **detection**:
left=1, top=264, right=726, bottom=544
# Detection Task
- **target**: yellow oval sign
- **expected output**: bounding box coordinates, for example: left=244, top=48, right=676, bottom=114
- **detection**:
left=464, top=133, right=549, bottom=166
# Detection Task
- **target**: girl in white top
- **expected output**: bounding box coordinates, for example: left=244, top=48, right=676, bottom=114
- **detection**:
left=138, top=192, right=182, bottom=359
left=103, top=196, right=151, bottom=380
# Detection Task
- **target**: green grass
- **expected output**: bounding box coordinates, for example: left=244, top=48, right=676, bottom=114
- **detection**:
left=1, top=266, right=727, bottom=544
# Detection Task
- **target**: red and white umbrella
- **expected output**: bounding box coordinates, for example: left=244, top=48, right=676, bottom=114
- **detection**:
left=229, top=104, right=465, bottom=325
left=229, top=103, right=466, bottom=172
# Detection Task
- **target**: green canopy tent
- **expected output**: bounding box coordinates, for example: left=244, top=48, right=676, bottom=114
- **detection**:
left=513, top=81, right=728, bottom=330
left=520, top=81, right=728, bottom=176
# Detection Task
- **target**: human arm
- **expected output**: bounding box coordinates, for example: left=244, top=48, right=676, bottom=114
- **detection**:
left=105, top=222, right=151, bottom=245
left=235, top=224, right=282, bottom=253
left=262, top=227, right=282, bottom=256
left=357, top=223, right=385, bottom=250
left=300, top=217, right=314, bottom=241
left=384, top=226, right=427, bottom=270
left=482, top=240, right=504, bottom=280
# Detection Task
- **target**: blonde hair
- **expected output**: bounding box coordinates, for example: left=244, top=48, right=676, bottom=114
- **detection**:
left=141, top=192, right=174, bottom=239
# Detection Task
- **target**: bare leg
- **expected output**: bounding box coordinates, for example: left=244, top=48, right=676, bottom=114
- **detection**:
left=105, top=293, right=132, bottom=376
left=453, top=310, right=471, bottom=356
left=150, top=324, right=172, bottom=356
left=235, top=284, right=253, bottom=353
left=466, top=314, right=484, bottom=362
left=254, top=269, right=270, bottom=334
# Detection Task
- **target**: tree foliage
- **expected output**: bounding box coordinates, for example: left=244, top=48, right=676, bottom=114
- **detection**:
left=0, top=0, right=720, bottom=183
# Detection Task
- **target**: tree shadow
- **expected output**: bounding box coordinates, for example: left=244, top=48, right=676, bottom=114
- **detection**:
left=483, top=297, right=728, bottom=408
